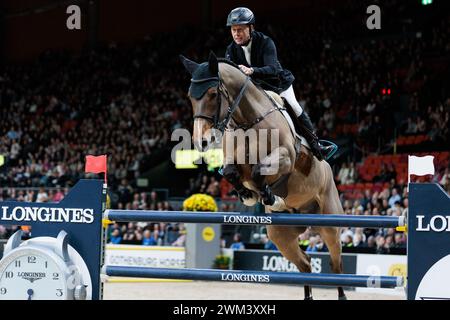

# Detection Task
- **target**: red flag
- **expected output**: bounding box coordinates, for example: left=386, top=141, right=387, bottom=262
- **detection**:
left=85, top=155, right=107, bottom=176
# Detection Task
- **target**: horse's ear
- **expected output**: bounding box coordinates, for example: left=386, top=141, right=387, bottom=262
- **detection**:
left=208, top=51, right=218, bottom=74
left=179, top=55, right=199, bottom=75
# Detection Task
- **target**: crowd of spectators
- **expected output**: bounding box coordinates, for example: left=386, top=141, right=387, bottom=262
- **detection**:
left=185, top=172, right=235, bottom=199
left=0, top=34, right=194, bottom=190
left=1, top=1, right=449, bottom=252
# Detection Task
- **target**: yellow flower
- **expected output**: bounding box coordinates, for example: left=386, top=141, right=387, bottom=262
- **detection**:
left=183, top=193, right=218, bottom=212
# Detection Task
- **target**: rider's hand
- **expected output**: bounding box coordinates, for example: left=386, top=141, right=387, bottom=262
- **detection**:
left=239, top=65, right=254, bottom=75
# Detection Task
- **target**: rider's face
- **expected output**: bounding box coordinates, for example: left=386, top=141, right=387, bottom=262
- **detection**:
left=231, top=24, right=251, bottom=46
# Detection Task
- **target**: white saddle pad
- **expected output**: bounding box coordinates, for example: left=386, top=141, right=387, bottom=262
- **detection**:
left=264, top=90, right=310, bottom=149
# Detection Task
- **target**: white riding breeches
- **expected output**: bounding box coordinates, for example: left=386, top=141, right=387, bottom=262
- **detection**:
left=280, top=85, right=303, bottom=117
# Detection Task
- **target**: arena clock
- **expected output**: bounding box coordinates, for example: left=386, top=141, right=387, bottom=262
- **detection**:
left=0, top=230, right=92, bottom=300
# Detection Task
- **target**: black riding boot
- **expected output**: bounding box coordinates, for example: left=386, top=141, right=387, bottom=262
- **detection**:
left=297, top=112, right=334, bottom=161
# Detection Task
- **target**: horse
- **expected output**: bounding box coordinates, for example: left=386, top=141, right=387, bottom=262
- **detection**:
left=180, top=52, right=347, bottom=300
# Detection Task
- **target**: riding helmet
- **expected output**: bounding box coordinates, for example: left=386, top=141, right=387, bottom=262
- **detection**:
left=226, top=7, right=255, bottom=26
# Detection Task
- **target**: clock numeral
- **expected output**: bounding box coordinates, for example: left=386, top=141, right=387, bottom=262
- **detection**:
left=27, top=256, right=37, bottom=264
left=56, top=289, right=63, bottom=297
left=45, top=261, right=48, bottom=268
left=53, top=272, right=60, bottom=280
left=5, top=271, right=13, bottom=279
left=15, top=260, right=21, bottom=268
left=0, top=288, right=6, bottom=295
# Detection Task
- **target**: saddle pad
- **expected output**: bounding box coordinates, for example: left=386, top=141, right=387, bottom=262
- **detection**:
left=264, top=90, right=310, bottom=150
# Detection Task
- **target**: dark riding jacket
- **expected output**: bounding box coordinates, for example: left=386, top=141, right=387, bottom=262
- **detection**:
left=225, top=31, right=295, bottom=94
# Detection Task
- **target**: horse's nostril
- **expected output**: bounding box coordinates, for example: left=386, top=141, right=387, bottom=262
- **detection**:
left=202, top=140, right=209, bottom=149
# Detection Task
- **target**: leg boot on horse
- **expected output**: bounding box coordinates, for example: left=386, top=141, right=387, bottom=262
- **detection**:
left=222, top=164, right=259, bottom=206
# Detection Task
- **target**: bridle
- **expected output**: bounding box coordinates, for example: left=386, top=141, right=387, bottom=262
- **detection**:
left=192, top=68, right=285, bottom=134
left=192, top=73, right=251, bottom=134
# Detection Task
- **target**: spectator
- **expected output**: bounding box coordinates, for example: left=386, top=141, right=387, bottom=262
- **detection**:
left=375, top=236, right=388, bottom=254
left=306, top=236, right=320, bottom=252
left=388, top=188, right=401, bottom=208
left=206, top=177, right=220, bottom=197
left=261, top=234, right=278, bottom=250
left=52, top=188, right=65, bottom=202
left=394, top=233, right=407, bottom=248
left=439, top=168, right=450, bottom=189
left=337, top=162, right=350, bottom=185
left=230, top=233, right=245, bottom=250
left=366, top=235, right=376, bottom=248
left=342, top=234, right=354, bottom=248
left=142, top=229, right=157, bottom=246
left=110, top=229, right=122, bottom=244
left=36, top=187, right=49, bottom=203
left=384, top=235, right=395, bottom=253
left=172, top=225, right=186, bottom=247
left=347, top=162, right=357, bottom=184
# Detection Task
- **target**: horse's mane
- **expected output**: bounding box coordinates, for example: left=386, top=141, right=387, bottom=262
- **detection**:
left=217, top=57, right=284, bottom=110
left=217, top=58, right=240, bottom=70
left=217, top=57, right=271, bottom=98
left=217, top=57, right=267, bottom=92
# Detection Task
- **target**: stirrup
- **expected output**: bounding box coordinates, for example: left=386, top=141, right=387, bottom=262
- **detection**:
left=319, top=140, right=338, bottom=160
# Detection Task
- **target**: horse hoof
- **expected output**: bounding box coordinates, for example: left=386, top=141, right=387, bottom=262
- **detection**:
left=262, top=197, right=275, bottom=206
left=304, top=296, right=313, bottom=300
left=239, top=191, right=258, bottom=207
left=240, top=196, right=258, bottom=207
left=239, top=188, right=253, bottom=198
left=261, top=192, right=275, bottom=206
left=338, top=295, right=347, bottom=300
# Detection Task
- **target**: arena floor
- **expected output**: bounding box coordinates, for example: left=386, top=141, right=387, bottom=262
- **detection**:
left=103, top=279, right=405, bottom=300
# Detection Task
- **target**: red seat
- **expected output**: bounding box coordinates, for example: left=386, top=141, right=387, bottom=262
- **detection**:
left=355, top=183, right=365, bottom=190
left=396, top=136, right=406, bottom=145
left=405, top=136, right=415, bottom=145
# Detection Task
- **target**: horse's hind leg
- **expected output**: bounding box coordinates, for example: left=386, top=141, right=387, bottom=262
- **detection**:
left=316, top=226, right=346, bottom=300
left=266, top=225, right=314, bottom=300
left=317, top=184, right=347, bottom=300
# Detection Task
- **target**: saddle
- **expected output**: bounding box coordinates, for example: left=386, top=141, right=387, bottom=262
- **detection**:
left=263, top=90, right=309, bottom=154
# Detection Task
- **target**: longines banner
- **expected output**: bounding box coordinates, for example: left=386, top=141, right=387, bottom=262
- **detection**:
left=233, top=249, right=357, bottom=274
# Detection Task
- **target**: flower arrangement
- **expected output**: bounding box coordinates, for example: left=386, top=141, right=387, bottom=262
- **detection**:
left=183, top=193, right=218, bottom=212
left=213, top=254, right=231, bottom=269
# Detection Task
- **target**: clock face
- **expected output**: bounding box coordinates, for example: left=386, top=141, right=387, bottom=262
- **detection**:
left=0, top=248, right=69, bottom=300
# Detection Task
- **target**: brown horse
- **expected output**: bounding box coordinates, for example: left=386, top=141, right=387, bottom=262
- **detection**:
left=181, top=52, right=347, bottom=300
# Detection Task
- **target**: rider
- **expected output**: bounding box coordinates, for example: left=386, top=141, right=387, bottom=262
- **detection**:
left=225, top=7, right=334, bottom=161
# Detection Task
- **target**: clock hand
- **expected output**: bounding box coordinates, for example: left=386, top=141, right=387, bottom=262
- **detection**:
left=27, top=289, right=34, bottom=300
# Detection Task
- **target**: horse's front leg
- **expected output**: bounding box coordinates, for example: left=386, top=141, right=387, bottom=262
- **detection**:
left=222, top=164, right=259, bottom=206
left=251, top=146, right=292, bottom=211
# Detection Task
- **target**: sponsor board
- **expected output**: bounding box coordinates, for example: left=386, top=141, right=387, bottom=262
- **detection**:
left=232, top=249, right=357, bottom=275
left=105, top=245, right=185, bottom=268
left=408, top=183, right=450, bottom=299
left=355, top=254, right=406, bottom=296
left=0, top=206, right=94, bottom=223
